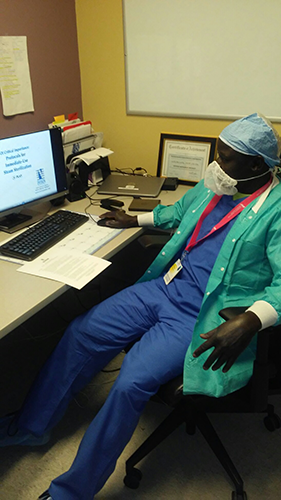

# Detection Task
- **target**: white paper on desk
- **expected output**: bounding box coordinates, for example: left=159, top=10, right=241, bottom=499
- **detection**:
left=18, top=248, right=111, bottom=290
left=70, top=148, right=114, bottom=166
left=0, top=36, right=34, bottom=116
left=53, top=216, right=122, bottom=255
left=96, top=147, right=114, bottom=158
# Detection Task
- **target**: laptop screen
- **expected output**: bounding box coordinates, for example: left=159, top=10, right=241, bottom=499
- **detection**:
left=97, top=174, right=164, bottom=198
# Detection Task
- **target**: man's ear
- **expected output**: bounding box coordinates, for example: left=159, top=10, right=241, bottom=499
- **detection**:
left=251, top=155, right=267, bottom=172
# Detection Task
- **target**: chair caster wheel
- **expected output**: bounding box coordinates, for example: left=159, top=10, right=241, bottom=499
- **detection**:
left=232, top=490, right=247, bottom=500
left=124, top=467, right=143, bottom=489
left=264, top=413, right=281, bottom=432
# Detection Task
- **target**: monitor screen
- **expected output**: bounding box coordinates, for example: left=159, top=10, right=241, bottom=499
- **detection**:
left=0, top=128, right=68, bottom=232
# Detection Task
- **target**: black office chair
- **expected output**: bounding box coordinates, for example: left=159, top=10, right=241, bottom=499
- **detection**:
left=123, top=306, right=281, bottom=500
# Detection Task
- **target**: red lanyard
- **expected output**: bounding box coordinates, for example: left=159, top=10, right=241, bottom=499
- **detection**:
left=185, top=179, right=272, bottom=253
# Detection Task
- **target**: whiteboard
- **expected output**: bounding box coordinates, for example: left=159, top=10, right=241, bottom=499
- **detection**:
left=123, top=0, right=281, bottom=121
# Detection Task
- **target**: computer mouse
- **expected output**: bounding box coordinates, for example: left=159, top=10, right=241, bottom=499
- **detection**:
left=97, top=218, right=110, bottom=226
left=100, top=198, right=124, bottom=211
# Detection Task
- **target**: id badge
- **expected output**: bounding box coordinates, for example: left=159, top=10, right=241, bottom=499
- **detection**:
left=163, top=259, right=183, bottom=285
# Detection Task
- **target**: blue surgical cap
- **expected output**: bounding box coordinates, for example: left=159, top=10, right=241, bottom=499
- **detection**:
left=219, top=113, right=281, bottom=169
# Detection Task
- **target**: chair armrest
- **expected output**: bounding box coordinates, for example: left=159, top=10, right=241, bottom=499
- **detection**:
left=219, top=306, right=248, bottom=321
left=138, top=234, right=171, bottom=249
left=137, top=228, right=173, bottom=249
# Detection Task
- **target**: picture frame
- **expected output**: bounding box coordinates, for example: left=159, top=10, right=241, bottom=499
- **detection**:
left=157, top=133, right=217, bottom=185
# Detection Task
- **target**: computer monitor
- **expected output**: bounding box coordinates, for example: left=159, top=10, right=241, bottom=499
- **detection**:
left=0, top=128, right=68, bottom=232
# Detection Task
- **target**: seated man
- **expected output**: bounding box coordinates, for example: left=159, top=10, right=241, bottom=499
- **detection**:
left=1, top=113, right=281, bottom=500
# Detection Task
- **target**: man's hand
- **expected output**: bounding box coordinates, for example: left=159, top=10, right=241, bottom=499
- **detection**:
left=97, top=210, right=138, bottom=228
left=192, top=311, right=261, bottom=372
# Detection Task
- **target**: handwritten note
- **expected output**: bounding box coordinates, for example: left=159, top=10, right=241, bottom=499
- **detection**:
left=0, top=36, right=34, bottom=116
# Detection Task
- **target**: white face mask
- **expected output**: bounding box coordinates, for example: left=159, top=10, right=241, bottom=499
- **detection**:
left=204, top=161, right=238, bottom=195
left=204, top=161, right=270, bottom=196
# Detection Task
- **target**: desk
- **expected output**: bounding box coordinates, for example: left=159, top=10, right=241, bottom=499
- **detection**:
left=0, top=184, right=188, bottom=339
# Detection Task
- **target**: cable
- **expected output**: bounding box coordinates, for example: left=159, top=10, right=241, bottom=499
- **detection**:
left=50, top=298, right=89, bottom=322
left=110, top=167, right=150, bottom=176
left=132, top=167, right=149, bottom=176
left=19, top=322, right=67, bottom=342
left=111, top=167, right=134, bottom=175
left=83, top=191, right=131, bottom=219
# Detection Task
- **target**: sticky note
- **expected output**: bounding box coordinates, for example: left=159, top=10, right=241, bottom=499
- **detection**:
left=54, top=114, right=65, bottom=123
left=68, top=112, right=78, bottom=121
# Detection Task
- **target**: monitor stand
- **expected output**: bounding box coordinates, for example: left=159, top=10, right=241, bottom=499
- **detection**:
left=0, top=213, right=32, bottom=231
left=0, top=206, right=48, bottom=233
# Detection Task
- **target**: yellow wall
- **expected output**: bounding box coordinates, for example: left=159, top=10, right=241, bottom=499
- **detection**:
left=75, top=0, right=281, bottom=175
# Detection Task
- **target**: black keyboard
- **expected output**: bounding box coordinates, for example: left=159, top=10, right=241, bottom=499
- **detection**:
left=0, top=210, right=88, bottom=261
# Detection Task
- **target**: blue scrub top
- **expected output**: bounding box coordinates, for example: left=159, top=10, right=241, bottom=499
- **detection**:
left=155, top=195, right=245, bottom=322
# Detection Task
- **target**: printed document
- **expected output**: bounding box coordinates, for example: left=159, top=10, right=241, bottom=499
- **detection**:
left=18, top=248, right=111, bottom=290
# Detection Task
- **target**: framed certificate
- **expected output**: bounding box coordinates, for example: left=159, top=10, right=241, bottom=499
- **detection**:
left=157, top=133, right=217, bottom=185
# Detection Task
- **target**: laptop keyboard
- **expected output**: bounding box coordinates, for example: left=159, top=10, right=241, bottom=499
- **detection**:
left=0, top=210, right=88, bottom=261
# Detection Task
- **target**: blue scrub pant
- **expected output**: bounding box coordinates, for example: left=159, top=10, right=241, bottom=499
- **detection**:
left=17, top=280, right=196, bottom=500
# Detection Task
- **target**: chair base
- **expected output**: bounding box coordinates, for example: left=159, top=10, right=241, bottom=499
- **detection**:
left=124, top=399, right=246, bottom=498
left=263, top=403, right=281, bottom=432
left=232, top=492, right=247, bottom=500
